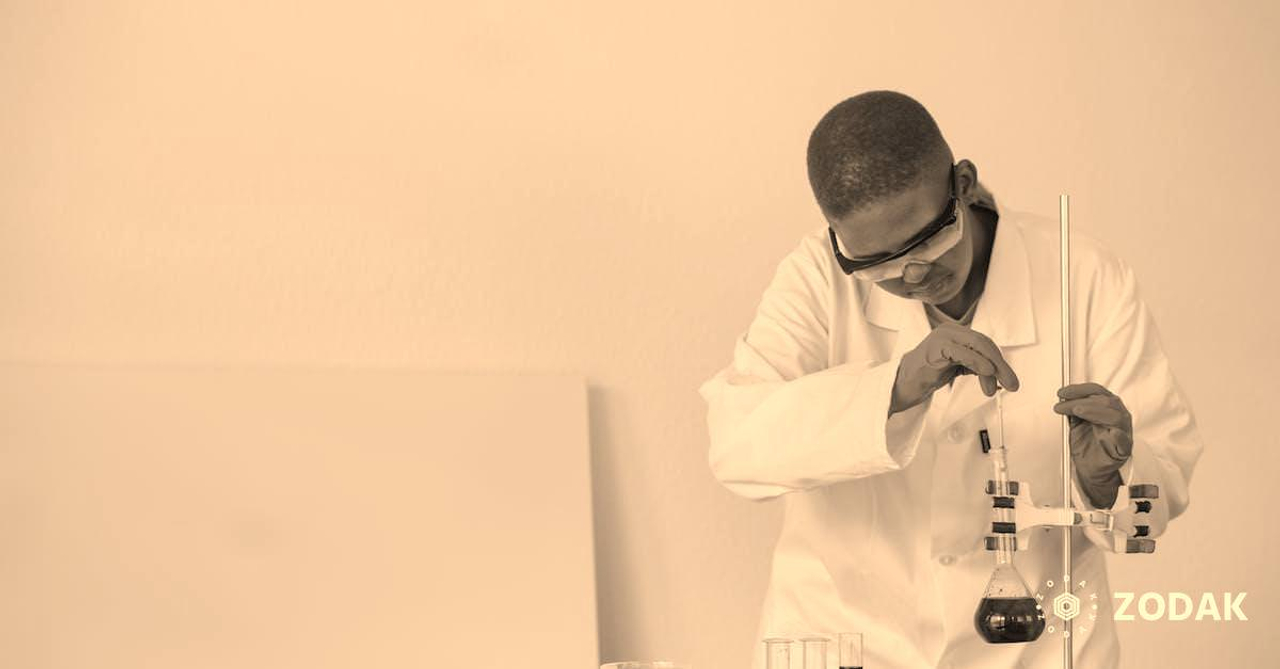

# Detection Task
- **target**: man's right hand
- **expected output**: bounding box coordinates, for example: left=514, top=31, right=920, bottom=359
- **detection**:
left=890, top=322, right=1020, bottom=414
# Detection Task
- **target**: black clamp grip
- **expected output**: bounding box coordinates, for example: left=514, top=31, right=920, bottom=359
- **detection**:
left=985, top=480, right=1020, bottom=495
left=1125, top=539, right=1156, bottom=554
left=1129, top=484, right=1159, bottom=499
left=985, top=536, right=1019, bottom=552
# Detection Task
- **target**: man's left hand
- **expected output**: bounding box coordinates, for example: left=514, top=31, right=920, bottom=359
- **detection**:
left=1054, top=382, right=1133, bottom=508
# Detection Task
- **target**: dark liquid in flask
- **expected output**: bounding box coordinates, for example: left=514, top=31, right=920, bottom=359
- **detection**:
left=839, top=666, right=863, bottom=669
left=974, top=596, right=1046, bottom=643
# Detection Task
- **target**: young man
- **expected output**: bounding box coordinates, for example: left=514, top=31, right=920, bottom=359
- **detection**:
left=698, top=91, right=1204, bottom=669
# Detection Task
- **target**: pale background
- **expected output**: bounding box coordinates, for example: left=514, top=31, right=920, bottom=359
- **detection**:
left=2, top=1, right=1276, bottom=668
left=0, top=367, right=598, bottom=668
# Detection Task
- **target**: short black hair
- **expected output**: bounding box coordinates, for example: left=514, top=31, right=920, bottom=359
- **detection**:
left=806, top=91, right=951, bottom=220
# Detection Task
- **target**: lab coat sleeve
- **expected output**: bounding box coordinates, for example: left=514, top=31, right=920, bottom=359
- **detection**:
left=698, top=241, right=931, bottom=501
left=1077, top=257, right=1204, bottom=552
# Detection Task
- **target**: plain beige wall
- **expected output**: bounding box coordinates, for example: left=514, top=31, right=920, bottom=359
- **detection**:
left=2, top=1, right=1276, bottom=667
left=0, top=367, right=598, bottom=668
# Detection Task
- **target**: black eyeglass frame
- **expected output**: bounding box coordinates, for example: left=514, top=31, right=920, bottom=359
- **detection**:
left=828, top=165, right=960, bottom=276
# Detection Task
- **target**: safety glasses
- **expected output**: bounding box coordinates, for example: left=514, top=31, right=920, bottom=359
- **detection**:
left=829, top=165, right=962, bottom=281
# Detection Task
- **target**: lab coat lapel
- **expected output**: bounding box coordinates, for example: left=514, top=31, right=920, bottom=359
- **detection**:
left=937, top=218, right=1039, bottom=428
left=862, top=277, right=932, bottom=362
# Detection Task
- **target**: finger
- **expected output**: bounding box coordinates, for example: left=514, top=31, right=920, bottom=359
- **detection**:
left=1074, top=393, right=1129, bottom=418
left=923, top=340, right=956, bottom=370
left=1073, top=423, right=1130, bottom=462
left=951, top=330, right=1020, bottom=391
left=1066, top=419, right=1129, bottom=467
left=1073, top=404, right=1128, bottom=428
left=1055, top=396, right=1122, bottom=420
left=1100, top=395, right=1131, bottom=426
left=1054, top=398, right=1127, bottom=426
left=938, top=342, right=997, bottom=379
left=979, top=374, right=997, bottom=396
left=1114, top=434, right=1134, bottom=459
left=1057, top=382, right=1115, bottom=401
left=1081, top=394, right=1131, bottom=426
left=1095, top=432, right=1132, bottom=462
left=935, top=343, right=1001, bottom=394
left=931, top=342, right=998, bottom=378
left=1053, top=394, right=1114, bottom=412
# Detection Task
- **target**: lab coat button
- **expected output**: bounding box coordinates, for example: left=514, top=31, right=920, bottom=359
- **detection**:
left=947, top=426, right=963, bottom=442
left=938, top=554, right=956, bottom=566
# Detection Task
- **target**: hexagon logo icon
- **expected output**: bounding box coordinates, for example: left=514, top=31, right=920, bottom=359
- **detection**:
left=1053, top=592, right=1082, bottom=621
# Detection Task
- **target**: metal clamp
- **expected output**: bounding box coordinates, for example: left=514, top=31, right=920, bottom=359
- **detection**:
left=981, top=475, right=1160, bottom=554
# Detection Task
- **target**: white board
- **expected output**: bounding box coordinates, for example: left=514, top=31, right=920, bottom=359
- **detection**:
left=0, top=364, right=598, bottom=668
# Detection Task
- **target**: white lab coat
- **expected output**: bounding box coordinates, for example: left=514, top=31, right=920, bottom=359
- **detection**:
left=698, top=202, right=1204, bottom=669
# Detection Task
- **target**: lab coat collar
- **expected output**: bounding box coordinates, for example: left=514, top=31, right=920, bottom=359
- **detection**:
left=862, top=199, right=1038, bottom=351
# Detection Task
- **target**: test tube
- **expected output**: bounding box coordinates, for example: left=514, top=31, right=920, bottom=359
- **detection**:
left=801, top=636, right=828, bottom=669
left=838, top=633, right=863, bottom=669
left=763, top=638, right=791, bottom=669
